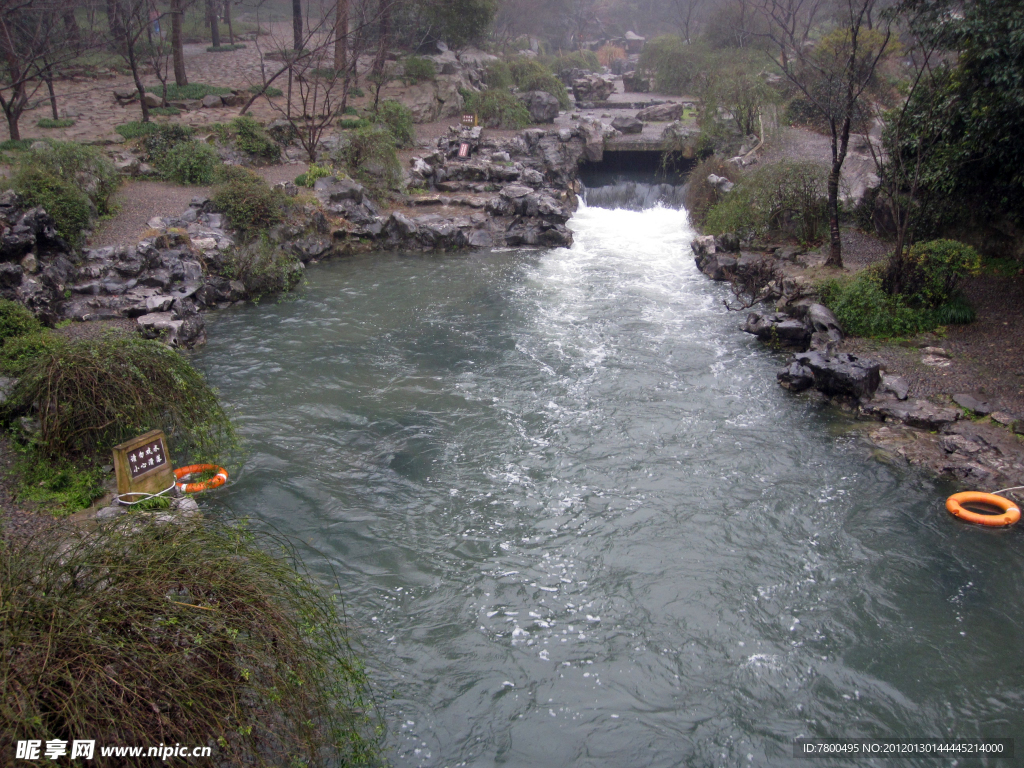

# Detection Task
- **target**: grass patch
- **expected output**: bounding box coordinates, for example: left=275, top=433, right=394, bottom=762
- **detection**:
left=0, top=518, right=385, bottom=765
left=0, top=138, right=32, bottom=152
left=36, top=118, right=75, bottom=129
left=248, top=84, right=284, bottom=98
left=295, top=162, right=333, bottom=187
left=337, top=118, right=370, bottom=130
left=148, top=106, right=181, bottom=116
left=223, top=235, right=303, bottom=299
left=115, top=121, right=160, bottom=139
left=11, top=449, right=106, bottom=516
left=206, top=43, right=247, bottom=52
left=464, top=89, right=532, bottom=129
left=145, top=82, right=232, bottom=100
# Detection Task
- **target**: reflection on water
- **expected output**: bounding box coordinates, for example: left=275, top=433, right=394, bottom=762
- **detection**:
left=194, top=202, right=1024, bottom=767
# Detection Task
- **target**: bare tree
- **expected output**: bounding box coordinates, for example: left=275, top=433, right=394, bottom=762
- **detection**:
left=0, top=0, right=92, bottom=139
left=757, top=0, right=892, bottom=268
left=755, top=0, right=827, bottom=69
left=334, top=0, right=348, bottom=71
left=668, top=0, right=706, bottom=43
left=111, top=0, right=172, bottom=122
left=170, top=0, right=187, bottom=85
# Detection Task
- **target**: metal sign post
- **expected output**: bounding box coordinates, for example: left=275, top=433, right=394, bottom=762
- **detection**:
left=112, top=429, right=175, bottom=502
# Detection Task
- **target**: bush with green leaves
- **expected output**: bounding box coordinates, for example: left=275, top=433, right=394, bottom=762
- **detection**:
left=230, top=115, right=280, bottom=161
left=0, top=299, right=42, bottom=346
left=10, top=167, right=93, bottom=245
left=4, top=333, right=235, bottom=462
left=145, top=82, right=232, bottom=100
left=0, top=329, right=58, bottom=375
left=463, top=89, right=532, bottom=129
left=402, top=55, right=436, bottom=82
left=19, top=141, right=120, bottom=216
left=336, top=125, right=402, bottom=191
left=704, top=160, right=828, bottom=243
left=683, top=156, right=741, bottom=229
left=373, top=100, right=414, bottom=147
left=637, top=37, right=713, bottom=95
left=483, top=60, right=513, bottom=89
left=0, top=518, right=384, bottom=765
left=142, top=123, right=196, bottom=168
left=211, top=167, right=287, bottom=235
left=295, top=162, right=334, bottom=187
left=162, top=141, right=221, bottom=185
left=507, top=58, right=571, bottom=109
left=546, top=50, right=600, bottom=73
left=223, top=235, right=303, bottom=299
left=884, top=241, right=978, bottom=311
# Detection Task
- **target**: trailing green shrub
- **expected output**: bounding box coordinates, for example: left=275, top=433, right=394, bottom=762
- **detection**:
left=337, top=117, right=370, bottom=130
left=818, top=269, right=936, bottom=338
left=464, top=89, right=532, bottom=129
left=223, top=236, right=303, bottom=299
left=115, top=121, right=160, bottom=139
left=10, top=167, right=92, bottom=244
left=0, top=299, right=42, bottom=346
left=704, top=160, right=828, bottom=243
left=546, top=50, right=600, bottom=73
left=402, top=55, right=436, bottom=82
left=0, top=518, right=384, bottom=765
left=637, top=37, right=713, bottom=95
left=0, top=330, right=58, bottom=375
left=142, top=123, right=196, bottom=168
left=230, top=115, right=280, bottom=160
left=483, top=60, right=513, bottom=89
left=683, top=156, right=740, bottom=229
left=18, top=141, right=120, bottom=217
left=336, top=125, right=402, bottom=191
left=373, top=100, right=414, bottom=147
left=508, top=58, right=571, bottom=108
left=162, top=141, right=221, bottom=184
left=211, top=168, right=287, bottom=235
left=5, top=333, right=235, bottom=462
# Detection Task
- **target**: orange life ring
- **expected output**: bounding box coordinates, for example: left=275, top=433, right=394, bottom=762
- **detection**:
left=946, top=491, right=1020, bottom=527
left=174, top=464, right=228, bottom=493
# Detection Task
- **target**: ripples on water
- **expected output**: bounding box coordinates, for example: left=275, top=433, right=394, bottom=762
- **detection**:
left=195, top=203, right=1024, bottom=767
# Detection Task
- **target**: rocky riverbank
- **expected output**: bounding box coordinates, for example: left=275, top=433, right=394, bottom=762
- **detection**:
left=690, top=231, right=1024, bottom=496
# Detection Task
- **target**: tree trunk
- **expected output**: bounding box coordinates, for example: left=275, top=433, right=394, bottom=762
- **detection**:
left=63, top=10, right=81, bottom=46
left=334, top=0, right=348, bottom=72
left=126, top=40, right=150, bottom=122
left=373, top=0, right=391, bottom=77
left=292, top=0, right=302, bottom=52
left=171, top=0, right=187, bottom=85
left=6, top=109, right=19, bottom=141
left=45, top=75, right=58, bottom=119
left=225, top=0, right=234, bottom=45
left=826, top=115, right=853, bottom=269
left=106, top=0, right=124, bottom=40
left=208, top=0, right=220, bottom=48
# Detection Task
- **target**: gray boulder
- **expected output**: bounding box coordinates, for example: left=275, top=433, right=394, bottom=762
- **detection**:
left=611, top=116, right=643, bottom=134
left=743, top=312, right=812, bottom=349
left=791, top=351, right=881, bottom=399
left=637, top=103, right=684, bottom=122
left=517, top=91, right=560, bottom=123
left=805, top=303, right=843, bottom=341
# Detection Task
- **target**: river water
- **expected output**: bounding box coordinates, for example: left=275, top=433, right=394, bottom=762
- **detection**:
left=194, top=202, right=1024, bottom=767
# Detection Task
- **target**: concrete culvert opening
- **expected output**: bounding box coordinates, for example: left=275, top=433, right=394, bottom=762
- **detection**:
left=578, top=150, right=696, bottom=210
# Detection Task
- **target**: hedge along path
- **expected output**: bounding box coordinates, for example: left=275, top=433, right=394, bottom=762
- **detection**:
left=89, top=163, right=306, bottom=249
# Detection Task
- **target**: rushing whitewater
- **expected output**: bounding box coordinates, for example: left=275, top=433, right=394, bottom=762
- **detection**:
left=195, top=200, right=1024, bottom=767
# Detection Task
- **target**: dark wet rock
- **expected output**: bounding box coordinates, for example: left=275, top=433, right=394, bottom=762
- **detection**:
left=517, top=91, right=560, bottom=123
left=805, top=303, right=844, bottom=341
left=860, top=396, right=960, bottom=430
left=611, top=116, right=643, bottom=134
left=743, top=312, right=812, bottom=349
left=714, top=232, right=740, bottom=253
left=778, top=361, right=815, bottom=392
left=792, top=351, right=881, bottom=399
left=953, top=393, right=994, bottom=416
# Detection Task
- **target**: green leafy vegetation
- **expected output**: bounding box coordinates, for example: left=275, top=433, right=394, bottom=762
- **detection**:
left=248, top=84, right=284, bottom=98
left=507, top=58, right=570, bottom=109
left=9, top=142, right=120, bottom=244
left=163, top=141, right=221, bottom=185
left=544, top=50, right=600, bottom=73
left=463, top=88, right=532, bottom=129
left=402, top=55, right=436, bottom=83
left=337, top=118, right=371, bottom=130
left=372, top=100, right=415, bottom=147
left=145, top=82, right=232, bottom=100
left=0, top=139, right=32, bottom=152
left=295, top=163, right=334, bottom=187
left=115, top=121, right=160, bottom=139
left=0, top=518, right=384, bottom=765
left=4, top=333, right=235, bottom=462
left=36, top=117, right=74, bottom=129
left=423, top=0, right=497, bottom=49
left=704, top=160, right=828, bottom=243
left=211, top=167, right=288, bottom=235
left=230, top=115, right=280, bottom=161
left=206, top=43, right=247, bottom=52
left=336, top=125, right=402, bottom=191
left=637, top=37, right=712, bottom=95
left=0, top=299, right=42, bottom=346
left=148, top=106, right=181, bottom=116
left=223, top=235, right=303, bottom=299
left=483, top=60, right=513, bottom=89
left=883, top=239, right=981, bottom=309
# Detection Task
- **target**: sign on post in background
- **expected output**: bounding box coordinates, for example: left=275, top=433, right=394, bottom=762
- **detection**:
left=461, top=113, right=478, bottom=127
left=112, top=429, right=174, bottom=501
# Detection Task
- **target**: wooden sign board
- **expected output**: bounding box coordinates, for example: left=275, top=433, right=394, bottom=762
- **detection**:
left=113, top=429, right=174, bottom=501
left=460, top=113, right=478, bottom=127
